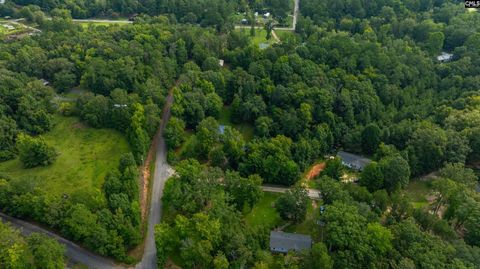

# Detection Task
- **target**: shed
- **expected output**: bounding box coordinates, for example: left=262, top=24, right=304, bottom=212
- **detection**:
left=218, top=125, right=226, bottom=135
left=337, top=151, right=371, bottom=171
left=437, top=52, right=453, bottom=62
left=269, top=231, right=312, bottom=254
left=40, top=79, right=50, bottom=86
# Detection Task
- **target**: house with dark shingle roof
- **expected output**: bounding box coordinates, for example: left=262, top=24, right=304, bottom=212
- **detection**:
left=337, top=151, right=371, bottom=171
left=269, top=231, right=312, bottom=254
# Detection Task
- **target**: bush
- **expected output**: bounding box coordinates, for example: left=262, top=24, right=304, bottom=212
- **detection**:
left=16, top=133, right=57, bottom=168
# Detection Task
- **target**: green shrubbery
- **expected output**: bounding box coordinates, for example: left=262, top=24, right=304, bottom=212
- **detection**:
left=16, top=133, right=57, bottom=168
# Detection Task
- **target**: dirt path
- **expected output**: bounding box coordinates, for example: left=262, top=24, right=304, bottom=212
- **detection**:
left=306, top=162, right=326, bottom=180
left=138, top=124, right=159, bottom=223
left=271, top=30, right=281, bottom=43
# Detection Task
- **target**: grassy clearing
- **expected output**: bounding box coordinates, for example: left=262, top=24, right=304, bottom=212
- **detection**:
left=404, top=180, right=433, bottom=209
left=235, top=28, right=277, bottom=48
left=245, top=192, right=282, bottom=229
left=75, top=21, right=128, bottom=29
left=218, top=106, right=254, bottom=141
left=0, top=115, right=130, bottom=199
left=285, top=200, right=321, bottom=239
left=275, top=29, right=295, bottom=41
left=0, top=21, right=25, bottom=37
left=246, top=192, right=319, bottom=239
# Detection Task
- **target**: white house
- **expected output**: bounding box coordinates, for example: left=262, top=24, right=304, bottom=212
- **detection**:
left=437, top=52, right=453, bottom=62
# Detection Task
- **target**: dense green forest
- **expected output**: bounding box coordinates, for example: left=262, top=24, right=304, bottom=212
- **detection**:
left=2, top=0, right=292, bottom=28
left=0, top=14, right=174, bottom=261
left=0, top=0, right=479, bottom=267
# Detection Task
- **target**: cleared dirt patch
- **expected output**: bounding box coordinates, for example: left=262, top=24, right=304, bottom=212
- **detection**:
left=72, top=122, right=86, bottom=129
left=307, top=162, right=326, bottom=180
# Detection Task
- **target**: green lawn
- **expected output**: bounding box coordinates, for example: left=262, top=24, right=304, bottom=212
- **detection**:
left=0, top=115, right=130, bottom=199
left=285, top=200, right=320, bottom=238
left=76, top=21, right=126, bottom=29
left=219, top=106, right=254, bottom=141
left=235, top=28, right=276, bottom=49
left=245, top=192, right=282, bottom=229
left=275, top=29, right=296, bottom=41
left=404, top=180, right=432, bottom=209
left=0, top=21, right=25, bottom=37
left=245, top=192, right=319, bottom=239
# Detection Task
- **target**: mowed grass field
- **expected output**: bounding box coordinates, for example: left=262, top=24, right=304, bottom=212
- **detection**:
left=245, top=192, right=282, bottom=229
left=0, top=115, right=130, bottom=198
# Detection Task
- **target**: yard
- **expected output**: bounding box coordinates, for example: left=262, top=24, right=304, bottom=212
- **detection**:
left=404, top=180, right=433, bottom=209
left=75, top=21, right=130, bottom=29
left=219, top=106, right=254, bottom=141
left=0, top=115, right=130, bottom=199
left=235, top=28, right=277, bottom=49
left=0, top=21, right=26, bottom=38
left=245, top=192, right=320, bottom=240
left=245, top=192, right=282, bottom=229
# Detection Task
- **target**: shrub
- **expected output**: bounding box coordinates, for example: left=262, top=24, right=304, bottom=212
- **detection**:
left=16, top=133, right=57, bottom=168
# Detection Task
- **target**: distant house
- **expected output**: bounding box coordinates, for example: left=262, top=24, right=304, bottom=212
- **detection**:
left=40, top=79, right=50, bottom=86
left=218, top=59, right=224, bottom=67
left=218, top=125, right=226, bottom=135
left=263, top=12, right=271, bottom=19
left=337, top=151, right=371, bottom=171
left=270, top=231, right=312, bottom=254
left=241, top=18, right=248, bottom=24
left=437, top=52, right=453, bottom=62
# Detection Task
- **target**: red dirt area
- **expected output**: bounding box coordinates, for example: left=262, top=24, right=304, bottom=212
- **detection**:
left=307, top=162, right=326, bottom=180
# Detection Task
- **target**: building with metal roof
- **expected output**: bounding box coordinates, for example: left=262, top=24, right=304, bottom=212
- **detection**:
left=337, top=151, right=371, bottom=171
left=269, top=231, right=312, bottom=254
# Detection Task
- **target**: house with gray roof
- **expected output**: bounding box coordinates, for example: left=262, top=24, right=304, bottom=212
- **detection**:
left=269, top=231, right=312, bottom=254
left=337, top=151, right=371, bottom=171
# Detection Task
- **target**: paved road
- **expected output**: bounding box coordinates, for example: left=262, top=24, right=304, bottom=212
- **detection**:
left=135, top=88, right=174, bottom=269
left=261, top=185, right=320, bottom=200
left=0, top=213, right=122, bottom=269
left=0, top=87, right=175, bottom=269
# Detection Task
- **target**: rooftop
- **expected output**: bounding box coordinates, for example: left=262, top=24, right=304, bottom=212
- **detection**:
left=270, top=231, right=312, bottom=253
left=437, top=52, right=453, bottom=62
left=337, top=151, right=371, bottom=170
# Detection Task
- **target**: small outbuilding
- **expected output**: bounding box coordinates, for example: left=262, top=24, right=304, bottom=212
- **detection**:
left=218, top=125, right=226, bottom=135
left=437, top=52, right=453, bottom=62
left=269, top=231, right=312, bottom=254
left=337, top=151, right=371, bottom=171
